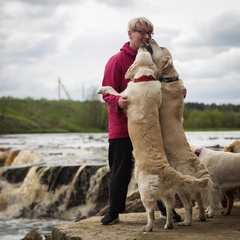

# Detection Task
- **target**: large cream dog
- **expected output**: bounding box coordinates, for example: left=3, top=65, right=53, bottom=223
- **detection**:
left=97, top=46, right=208, bottom=232
left=222, top=140, right=240, bottom=215
left=190, top=144, right=240, bottom=217
left=149, top=39, right=212, bottom=226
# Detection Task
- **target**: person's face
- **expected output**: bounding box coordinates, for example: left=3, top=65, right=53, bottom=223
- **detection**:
left=128, top=23, right=153, bottom=51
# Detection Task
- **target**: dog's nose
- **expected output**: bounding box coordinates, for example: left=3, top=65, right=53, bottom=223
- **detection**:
left=145, top=44, right=153, bottom=55
left=141, top=44, right=153, bottom=54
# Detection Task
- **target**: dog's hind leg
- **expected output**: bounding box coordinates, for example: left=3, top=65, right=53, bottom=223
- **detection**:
left=163, top=199, right=174, bottom=229
left=221, top=191, right=234, bottom=215
left=205, top=188, right=221, bottom=218
left=137, top=174, right=156, bottom=232
left=195, top=191, right=206, bottom=221
left=140, top=195, right=156, bottom=232
left=143, top=204, right=155, bottom=232
left=177, top=191, right=192, bottom=226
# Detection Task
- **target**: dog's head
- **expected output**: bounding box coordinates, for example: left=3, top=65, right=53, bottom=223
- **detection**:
left=223, top=140, right=240, bottom=153
left=148, top=39, right=179, bottom=78
left=125, top=45, right=159, bottom=81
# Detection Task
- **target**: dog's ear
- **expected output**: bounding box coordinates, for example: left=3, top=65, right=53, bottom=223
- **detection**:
left=152, top=63, right=160, bottom=79
left=125, top=62, right=139, bottom=80
left=161, top=56, right=173, bottom=69
left=223, top=145, right=233, bottom=152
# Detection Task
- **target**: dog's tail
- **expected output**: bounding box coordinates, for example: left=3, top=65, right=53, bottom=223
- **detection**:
left=159, top=165, right=211, bottom=194
left=176, top=171, right=210, bottom=193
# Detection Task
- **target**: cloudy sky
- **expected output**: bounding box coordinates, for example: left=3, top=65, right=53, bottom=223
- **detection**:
left=1, top=0, right=240, bottom=104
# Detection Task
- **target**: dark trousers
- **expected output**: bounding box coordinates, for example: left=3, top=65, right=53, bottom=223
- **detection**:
left=108, top=137, right=134, bottom=214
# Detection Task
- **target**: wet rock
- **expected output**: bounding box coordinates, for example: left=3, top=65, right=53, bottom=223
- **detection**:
left=39, top=166, right=80, bottom=191
left=2, top=167, right=30, bottom=183
left=20, top=229, right=42, bottom=240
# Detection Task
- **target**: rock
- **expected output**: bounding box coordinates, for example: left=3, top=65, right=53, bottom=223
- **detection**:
left=50, top=202, right=240, bottom=240
left=20, top=229, right=42, bottom=240
left=44, top=234, right=53, bottom=240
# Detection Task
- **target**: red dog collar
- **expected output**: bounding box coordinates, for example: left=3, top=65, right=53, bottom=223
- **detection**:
left=195, top=148, right=203, bottom=157
left=134, top=75, right=155, bottom=83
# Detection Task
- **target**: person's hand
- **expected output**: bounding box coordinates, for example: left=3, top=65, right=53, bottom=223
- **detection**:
left=118, top=96, right=129, bottom=110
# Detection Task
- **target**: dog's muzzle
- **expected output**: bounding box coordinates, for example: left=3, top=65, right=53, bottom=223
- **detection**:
left=141, top=44, right=153, bottom=55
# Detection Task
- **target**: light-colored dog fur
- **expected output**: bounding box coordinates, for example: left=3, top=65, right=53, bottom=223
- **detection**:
left=222, top=140, right=240, bottom=215
left=190, top=144, right=240, bottom=217
left=97, top=46, right=208, bottom=232
left=149, top=39, right=212, bottom=226
left=224, top=140, right=240, bottom=153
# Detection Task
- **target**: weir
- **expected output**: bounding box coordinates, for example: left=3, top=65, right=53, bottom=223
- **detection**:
left=0, top=149, right=110, bottom=221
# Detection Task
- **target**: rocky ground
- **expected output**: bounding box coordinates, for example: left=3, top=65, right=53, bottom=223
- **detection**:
left=46, top=202, right=240, bottom=240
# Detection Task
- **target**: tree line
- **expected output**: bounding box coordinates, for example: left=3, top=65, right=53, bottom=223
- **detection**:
left=183, top=102, right=240, bottom=130
left=0, top=97, right=239, bottom=134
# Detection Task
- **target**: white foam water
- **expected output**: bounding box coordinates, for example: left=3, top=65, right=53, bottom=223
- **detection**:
left=0, top=218, right=69, bottom=240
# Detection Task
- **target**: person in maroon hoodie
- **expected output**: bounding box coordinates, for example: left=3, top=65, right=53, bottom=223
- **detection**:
left=100, top=16, right=182, bottom=225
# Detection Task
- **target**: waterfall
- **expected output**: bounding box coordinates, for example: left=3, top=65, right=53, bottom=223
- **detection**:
left=0, top=149, right=110, bottom=221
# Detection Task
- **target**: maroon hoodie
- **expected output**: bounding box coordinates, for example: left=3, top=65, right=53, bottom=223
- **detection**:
left=102, top=42, right=137, bottom=139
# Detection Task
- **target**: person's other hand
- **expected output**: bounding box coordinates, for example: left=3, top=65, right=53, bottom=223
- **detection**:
left=118, top=96, right=129, bottom=110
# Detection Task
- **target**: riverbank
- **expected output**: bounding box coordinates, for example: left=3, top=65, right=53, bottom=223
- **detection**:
left=48, top=202, right=240, bottom=240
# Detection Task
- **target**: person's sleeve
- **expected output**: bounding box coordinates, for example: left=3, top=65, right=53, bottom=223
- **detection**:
left=102, top=58, right=122, bottom=113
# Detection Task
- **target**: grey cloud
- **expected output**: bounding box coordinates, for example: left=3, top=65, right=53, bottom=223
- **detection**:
left=7, top=0, right=82, bottom=7
left=185, top=81, right=240, bottom=105
left=199, top=10, right=240, bottom=47
left=15, top=37, right=58, bottom=63
left=0, top=1, right=69, bottom=65
left=176, top=10, right=240, bottom=49
left=0, top=0, right=239, bottom=104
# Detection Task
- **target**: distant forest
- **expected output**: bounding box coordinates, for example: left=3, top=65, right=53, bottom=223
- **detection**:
left=0, top=97, right=240, bottom=134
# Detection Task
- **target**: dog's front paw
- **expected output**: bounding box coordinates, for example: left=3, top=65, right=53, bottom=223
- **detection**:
left=141, top=224, right=153, bottom=232
left=196, top=214, right=206, bottom=222
left=177, top=221, right=191, bottom=226
left=164, top=222, right=173, bottom=229
left=206, top=213, right=214, bottom=218
left=96, top=88, right=104, bottom=94
left=205, top=208, right=214, bottom=218
left=221, top=210, right=231, bottom=216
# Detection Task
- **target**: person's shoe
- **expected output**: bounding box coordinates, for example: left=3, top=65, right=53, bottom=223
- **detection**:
left=160, top=214, right=167, bottom=220
left=160, top=209, right=182, bottom=222
left=173, top=209, right=182, bottom=222
left=101, top=212, right=119, bottom=225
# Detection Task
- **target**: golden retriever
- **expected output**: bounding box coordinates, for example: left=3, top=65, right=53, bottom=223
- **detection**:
left=222, top=140, right=240, bottom=215
left=148, top=39, right=212, bottom=226
left=97, top=45, right=208, bottom=232
left=190, top=144, right=240, bottom=217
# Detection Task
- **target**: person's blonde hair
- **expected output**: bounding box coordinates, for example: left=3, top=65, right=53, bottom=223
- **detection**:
left=127, top=17, right=154, bottom=32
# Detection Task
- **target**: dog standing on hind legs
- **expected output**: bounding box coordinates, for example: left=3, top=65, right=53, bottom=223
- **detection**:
left=97, top=45, right=208, bottom=232
left=148, top=39, right=213, bottom=226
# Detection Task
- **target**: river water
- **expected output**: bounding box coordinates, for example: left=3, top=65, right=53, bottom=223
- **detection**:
left=0, top=131, right=240, bottom=239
